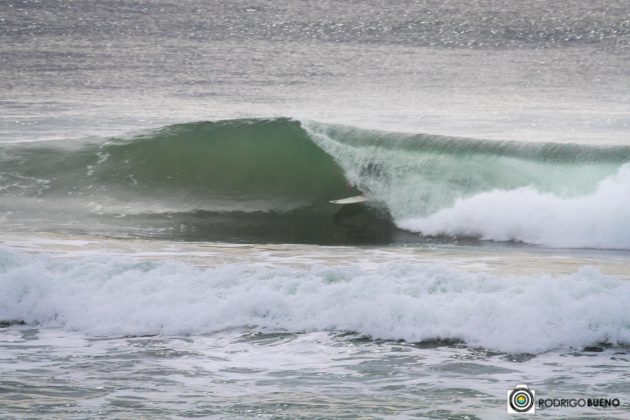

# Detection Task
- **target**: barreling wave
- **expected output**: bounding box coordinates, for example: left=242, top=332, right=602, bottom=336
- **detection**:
left=0, top=118, right=348, bottom=212
left=1, top=117, right=629, bottom=248
left=303, top=121, right=630, bottom=249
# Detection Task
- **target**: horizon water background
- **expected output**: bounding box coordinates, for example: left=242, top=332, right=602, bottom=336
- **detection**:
left=1, top=0, right=630, bottom=418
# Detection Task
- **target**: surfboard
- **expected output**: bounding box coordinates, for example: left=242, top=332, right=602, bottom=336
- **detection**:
left=329, top=195, right=367, bottom=205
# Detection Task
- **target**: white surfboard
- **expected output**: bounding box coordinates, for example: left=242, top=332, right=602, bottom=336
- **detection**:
left=329, top=195, right=367, bottom=205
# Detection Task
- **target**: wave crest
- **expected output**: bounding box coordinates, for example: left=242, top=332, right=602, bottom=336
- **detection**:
left=1, top=118, right=629, bottom=247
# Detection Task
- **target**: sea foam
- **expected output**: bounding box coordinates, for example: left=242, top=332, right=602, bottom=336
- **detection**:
left=400, top=164, right=630, bottom=249
left=1, top=248, right=629, bottom=353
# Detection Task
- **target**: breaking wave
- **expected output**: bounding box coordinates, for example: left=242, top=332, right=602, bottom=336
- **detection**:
left=1, top=118, right=629, bottom=248
left=1, top=247, right=629, bottom=354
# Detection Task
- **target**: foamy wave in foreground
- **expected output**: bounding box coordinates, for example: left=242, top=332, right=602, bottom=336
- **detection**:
left=400, top=164, right=630, bottom=249
left=1, top=248, right=629, bottom=353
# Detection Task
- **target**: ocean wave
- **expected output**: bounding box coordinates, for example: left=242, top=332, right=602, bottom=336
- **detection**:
left=1, top=248, right=629, bottom=353
left=0, top=118, right=349, bottom=213
left=1, top=117, right=629, bottom=247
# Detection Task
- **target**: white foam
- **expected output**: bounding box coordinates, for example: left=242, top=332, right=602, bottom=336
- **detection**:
left=1, top=248, right=629, bottom=353
left=400, top=164, right=630, bottom=249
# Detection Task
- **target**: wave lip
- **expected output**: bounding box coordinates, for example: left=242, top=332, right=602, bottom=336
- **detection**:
left=1, top=117, right=629, bottom=248
left=1, top=248, right=629, bottom=354
left=303, top=120, right=630, bottom=249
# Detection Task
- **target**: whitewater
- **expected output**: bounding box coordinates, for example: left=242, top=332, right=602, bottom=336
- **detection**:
left=2, top=242, right=630, bottom=354
left=2, top=234, right=629, bottom=417
left=2, top=0, right=630, bottom=418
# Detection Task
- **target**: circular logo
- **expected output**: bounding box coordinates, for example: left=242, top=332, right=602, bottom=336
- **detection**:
left=509, top=386, right=535, bottom=413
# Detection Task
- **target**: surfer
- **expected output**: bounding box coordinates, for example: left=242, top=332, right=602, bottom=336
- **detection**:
left=360, top=161, right=385, bottom=180
left=351, top=161, right=388, bottom=193
left=345, top=161, right=386, bottom=191
left=332, top=161, right=387, bottom=205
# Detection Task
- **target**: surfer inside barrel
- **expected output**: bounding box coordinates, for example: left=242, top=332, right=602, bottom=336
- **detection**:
left=350, top=161, right=389, bottom=192
left=361, top=161, right=385, bottom=179
left=334, top=160, right=392, bottom=227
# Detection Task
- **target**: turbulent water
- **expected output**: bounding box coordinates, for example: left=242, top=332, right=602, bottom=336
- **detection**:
left=1, top=0, right=630, bottom=418
left=3, top=243, right=630, bottom=353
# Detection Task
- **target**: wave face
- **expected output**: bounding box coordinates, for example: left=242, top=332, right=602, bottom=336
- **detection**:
left=0, top=119, right=396, bottom=243
left=1, top=117, right=629, bottom=247
left=0, top=118, right=347, bottom=212
left=1, top=247, right=629, bottom=353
